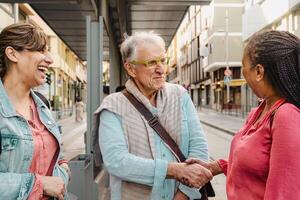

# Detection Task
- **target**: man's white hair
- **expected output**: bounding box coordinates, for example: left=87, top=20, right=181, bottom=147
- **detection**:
left=120, top=31, right=166, bottom=63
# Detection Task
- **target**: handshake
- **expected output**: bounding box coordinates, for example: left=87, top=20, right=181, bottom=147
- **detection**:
left=167, top=158, right=221, bottom=188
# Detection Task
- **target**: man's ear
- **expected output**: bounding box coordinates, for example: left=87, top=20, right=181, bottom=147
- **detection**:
left=5, top=46, right=19, bottom=63
left=255, top=64, right=265, bottom=82
left=124, top=62, right=136, bottom=78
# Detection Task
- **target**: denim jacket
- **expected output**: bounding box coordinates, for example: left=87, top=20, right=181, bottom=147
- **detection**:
left=0, top=80, right=69, bottom=200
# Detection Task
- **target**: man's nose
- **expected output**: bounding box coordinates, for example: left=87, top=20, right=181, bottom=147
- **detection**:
left=155, top=62, right=165, bottom=74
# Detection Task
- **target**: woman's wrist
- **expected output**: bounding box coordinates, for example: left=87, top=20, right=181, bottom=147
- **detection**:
left=209, top=161, right=223, bottom=176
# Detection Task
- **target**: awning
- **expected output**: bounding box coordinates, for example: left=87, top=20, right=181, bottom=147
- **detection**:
left=4, top=0, right=212, bottom=61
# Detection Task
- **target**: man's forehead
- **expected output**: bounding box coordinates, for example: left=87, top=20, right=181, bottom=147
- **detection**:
left=136, top=43, right=165, bottom=59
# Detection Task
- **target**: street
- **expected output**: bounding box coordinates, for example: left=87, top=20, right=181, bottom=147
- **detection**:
left=60, top=115, right=86, bottom=161
left=203, top=124, right=232, bottom=200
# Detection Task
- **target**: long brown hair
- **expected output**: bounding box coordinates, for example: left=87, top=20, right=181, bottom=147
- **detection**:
left=0, top=23, right=47, bottom=78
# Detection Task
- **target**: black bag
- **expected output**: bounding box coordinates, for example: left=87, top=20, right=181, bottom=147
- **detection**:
left=122, top=90, right=215, bottom=200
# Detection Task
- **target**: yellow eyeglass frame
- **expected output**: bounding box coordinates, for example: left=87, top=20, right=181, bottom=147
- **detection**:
left=129, top=56, right=170, bottom=68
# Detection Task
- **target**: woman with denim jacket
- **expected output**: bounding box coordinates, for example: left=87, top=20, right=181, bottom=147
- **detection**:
left=0, top=23, right=70, bottom=200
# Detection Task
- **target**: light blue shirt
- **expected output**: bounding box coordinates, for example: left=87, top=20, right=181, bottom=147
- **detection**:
left=99, top=92, right=208, bottom=200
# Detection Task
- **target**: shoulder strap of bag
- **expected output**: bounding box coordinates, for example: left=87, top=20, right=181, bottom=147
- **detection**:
left=34, top=91, right=51, bottom=109
left=122, top=89, right=186, bottom=162
left=122, top=90, right=215, bottom=200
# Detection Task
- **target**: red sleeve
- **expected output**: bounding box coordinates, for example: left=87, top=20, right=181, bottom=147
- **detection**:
left=216, top=108, right=257, bottom=177
left=27, top=174, right=43, bottom=199
left=264, top=105, right=300, bottom=200
left=217, top=159, right=228, bottom=176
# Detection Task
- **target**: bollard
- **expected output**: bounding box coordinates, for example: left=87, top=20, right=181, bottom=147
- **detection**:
left=67, top=154, right=99, bottom=200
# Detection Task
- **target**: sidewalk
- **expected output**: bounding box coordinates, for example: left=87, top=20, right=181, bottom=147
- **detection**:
left=58, top=113, right=87, bottom=160
left=197, top=107, right=246, bottom=135
left=198, top=108, right=247, bottom=200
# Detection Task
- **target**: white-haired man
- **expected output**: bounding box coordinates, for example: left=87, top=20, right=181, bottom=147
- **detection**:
left=95, top=32, right=212, bottom=200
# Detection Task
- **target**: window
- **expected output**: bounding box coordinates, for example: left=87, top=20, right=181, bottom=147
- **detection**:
left=47, top=36, right=51, bottom=51
left=232, top=67, right=241, bottom=79
left=0, top=3, right=13, bottom=15
left=293, top=11, right=299, bottom=31
left=19, top=10, right=27, bottom=22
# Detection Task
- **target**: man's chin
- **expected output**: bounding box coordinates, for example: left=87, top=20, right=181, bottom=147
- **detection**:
left=155, top=82, right=165, bottom=90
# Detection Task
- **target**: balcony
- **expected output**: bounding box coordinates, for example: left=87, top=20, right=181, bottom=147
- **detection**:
left=242, top=0, right=300, bottom=41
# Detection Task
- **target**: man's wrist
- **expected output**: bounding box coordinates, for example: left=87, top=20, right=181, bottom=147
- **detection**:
left=166, top=163, right=176, bottom=179
left=166, top=163, right=183, bottom=179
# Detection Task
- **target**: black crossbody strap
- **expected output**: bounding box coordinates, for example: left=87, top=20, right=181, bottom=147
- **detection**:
left=122, top=90, right=186, bottom=162
left=122, top=89, right=215, bottom=200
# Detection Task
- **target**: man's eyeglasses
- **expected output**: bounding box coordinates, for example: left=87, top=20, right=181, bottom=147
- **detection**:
left=129, top=57, right=170, bottom=68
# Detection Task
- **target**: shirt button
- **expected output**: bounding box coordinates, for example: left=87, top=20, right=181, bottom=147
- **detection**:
left=162, top=154, right=166, bottom=157
left=162, top=195, right=165, bottom=199
left=47, top=120, right=52, bottom=125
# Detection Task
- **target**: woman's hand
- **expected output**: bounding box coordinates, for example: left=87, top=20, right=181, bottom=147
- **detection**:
left=41, top=176, right=65, bottom=200
left=185, top=158, right=223, bottom=176
left=60, top=163, right=71, bottom=181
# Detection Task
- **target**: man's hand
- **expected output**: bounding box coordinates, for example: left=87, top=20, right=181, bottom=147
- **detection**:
left=41, top=176, right=65, bottom=200
left=167, top=162, right=213, bottom=188
left=185, top=158, right=223, bottom=176
left=173, top=189, right=188, bottom=200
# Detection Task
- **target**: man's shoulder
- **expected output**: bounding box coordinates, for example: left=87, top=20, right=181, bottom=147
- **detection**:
left=103, top=92, right=123, bottom=101
left=164, top=83, right=186, bottom=95
left=94, top=92, right=127, bottom=115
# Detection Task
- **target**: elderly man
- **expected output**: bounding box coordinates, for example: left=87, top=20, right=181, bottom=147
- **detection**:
left=95, top=32, right=212, bottom=200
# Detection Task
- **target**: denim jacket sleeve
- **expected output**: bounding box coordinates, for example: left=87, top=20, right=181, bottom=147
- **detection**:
left=0, top=172, right=35, bottom=200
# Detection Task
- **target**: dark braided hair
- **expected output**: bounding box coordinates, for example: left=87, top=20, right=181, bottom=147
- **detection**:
left=245, top=30, right=300, bottom=109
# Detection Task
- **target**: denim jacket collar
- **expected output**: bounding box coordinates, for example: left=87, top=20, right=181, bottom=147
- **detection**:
left=30, top=90, right=47, bottom=109
left=0, top=79, right=17, bottom=117
left=0, top=80, right=46, bottom=117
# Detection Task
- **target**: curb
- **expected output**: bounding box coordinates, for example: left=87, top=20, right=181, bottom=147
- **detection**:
left=200, top=120, right=235, bottom=136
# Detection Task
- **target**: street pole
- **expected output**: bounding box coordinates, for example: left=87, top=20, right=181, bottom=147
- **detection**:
left=225, top=9, right=230, bottom=102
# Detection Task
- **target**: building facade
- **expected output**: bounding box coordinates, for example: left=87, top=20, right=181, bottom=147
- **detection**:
left=167, top=0, right=300, bottom=116
left=200, top=0, right=244, bottom=111
left=242, top=0, right=300, bottom=109
left=167, top=0, right=244, bottom=112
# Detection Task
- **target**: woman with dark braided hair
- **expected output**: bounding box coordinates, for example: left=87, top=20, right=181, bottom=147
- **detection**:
left=186, top=30, right=300, bottom=200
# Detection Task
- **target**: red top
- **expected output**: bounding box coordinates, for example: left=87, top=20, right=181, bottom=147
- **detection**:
left=218, top=99, right=300, bottom=200
left=26, top=99, right=59, bottom=200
